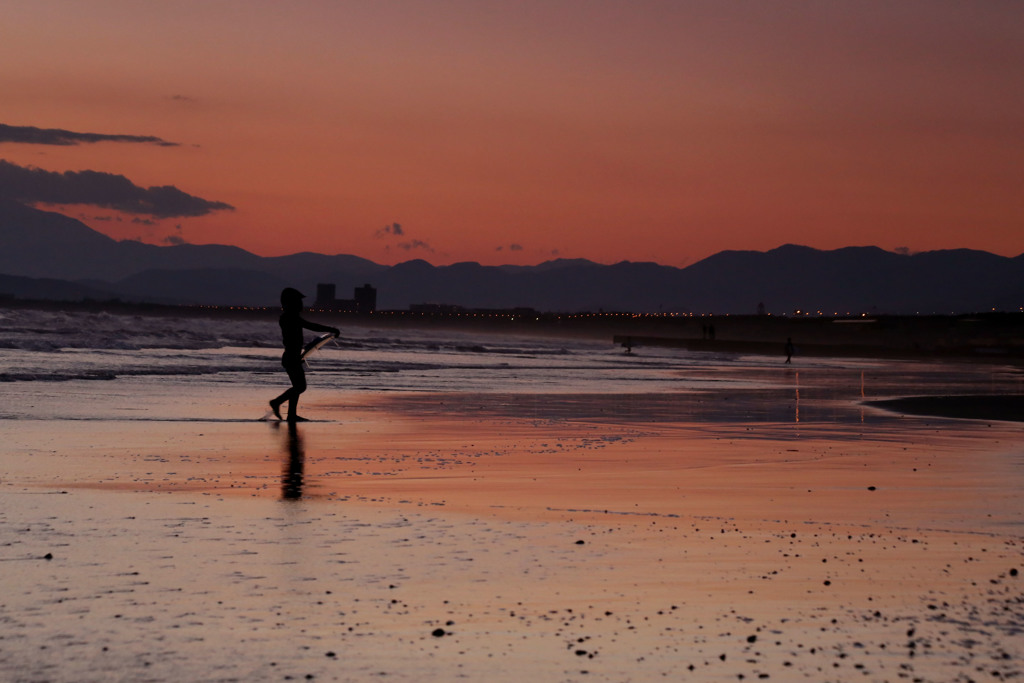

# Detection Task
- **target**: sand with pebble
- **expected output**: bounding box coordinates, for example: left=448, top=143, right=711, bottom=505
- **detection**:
left=2, top=351, right=1023, bottom=682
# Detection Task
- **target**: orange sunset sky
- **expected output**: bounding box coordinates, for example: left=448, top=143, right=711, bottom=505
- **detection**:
left=1, top=1, right=1022, bottom=267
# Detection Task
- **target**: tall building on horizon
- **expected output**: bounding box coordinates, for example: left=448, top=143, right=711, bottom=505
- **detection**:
left=314, top=283, right=376, bottom=313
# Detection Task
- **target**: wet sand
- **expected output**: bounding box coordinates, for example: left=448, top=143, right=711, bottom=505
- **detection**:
left=2, top=380, right=1023, bottom=681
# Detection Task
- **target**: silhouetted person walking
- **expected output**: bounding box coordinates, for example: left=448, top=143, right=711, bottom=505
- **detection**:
left=784, top=337, right=795, bottom=364
left=269, top=287, right=339, bottom=422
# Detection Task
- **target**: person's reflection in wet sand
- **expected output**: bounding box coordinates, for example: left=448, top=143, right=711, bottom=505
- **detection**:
left=281, top=422, right=305, bottom=500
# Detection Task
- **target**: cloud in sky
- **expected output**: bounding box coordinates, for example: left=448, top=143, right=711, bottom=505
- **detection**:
left=0, top=123, right=178, bottom=147
left=374, top=221, right=432, bottom=252
left=375, top=222, right=404, bottom=238
left=397, top=239, right=432, bottom=252
left=1, top=4, right=1021, bottom=265
left=0, top=160, right=234, bottom=218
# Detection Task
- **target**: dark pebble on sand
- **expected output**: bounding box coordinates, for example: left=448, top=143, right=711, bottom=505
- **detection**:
left=867, top=486, right=876, bottom=491
left=747, top=635, right=757, bottom=643
left=1010, top=568, right=1019, bottom=577
left=43, top=553, right=53, bottom=560
left=575, top=540, right=585, bottom=545
left=432, top=628, right=446, bottom=637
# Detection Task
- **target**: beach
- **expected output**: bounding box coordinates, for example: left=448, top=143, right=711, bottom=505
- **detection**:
left=1, top=309, right=1022, bottom=681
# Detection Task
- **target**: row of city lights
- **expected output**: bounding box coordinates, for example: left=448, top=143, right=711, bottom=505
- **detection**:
left=199, top=305, right=1023, bottom=318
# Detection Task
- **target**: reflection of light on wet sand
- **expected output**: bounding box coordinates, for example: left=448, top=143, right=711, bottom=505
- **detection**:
left=3, top=407, right=1023, bottom=682
left=794, top=370, right=800, bottom=423
left=860, top=370, right=866, bottom=422
left=2, top=359, right=1023, bottom=681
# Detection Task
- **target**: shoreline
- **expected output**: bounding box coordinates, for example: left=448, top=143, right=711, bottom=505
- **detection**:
left=3, top=402, right=1022, bottom=681
left=5, top=298, right=1024, bottom=362
left=2, top=348, right=1022, bottom=680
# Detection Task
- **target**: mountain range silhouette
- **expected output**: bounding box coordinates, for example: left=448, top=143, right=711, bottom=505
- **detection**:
left=1, top=200, right=1022, bottom=314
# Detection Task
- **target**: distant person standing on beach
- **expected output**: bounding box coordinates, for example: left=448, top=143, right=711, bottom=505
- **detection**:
left=784, top=337, right=795, bottom=364
left=269, top=287, right=339, bottom=422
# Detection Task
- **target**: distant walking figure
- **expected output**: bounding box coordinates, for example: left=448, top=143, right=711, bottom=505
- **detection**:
left=784, top=337, right=795, bottom=364
left=269, top=287, right=340, bottom=422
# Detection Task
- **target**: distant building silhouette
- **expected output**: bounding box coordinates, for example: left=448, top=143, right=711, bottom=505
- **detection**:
left=354, top=284, right=376, bottom=313
left=314, top=283, right=376, bottom=313
left=315, top=283, right=336, bottom=307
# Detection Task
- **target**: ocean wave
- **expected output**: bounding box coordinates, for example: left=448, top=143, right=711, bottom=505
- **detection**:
left=0, top=370, right=118, bottom=382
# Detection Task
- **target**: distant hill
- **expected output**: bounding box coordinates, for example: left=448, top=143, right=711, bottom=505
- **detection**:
left=0, top=199, right=262, bottom=281
left=0, top=272, right=118, bottom=302
left=1, top=200, right=1022, bottom=313
left=682, top=244, right=1024, bottom=314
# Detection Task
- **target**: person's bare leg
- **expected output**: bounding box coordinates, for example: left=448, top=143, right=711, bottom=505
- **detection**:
left=270, top=393, right=287, bottom=420
left=283, top=361, right=307, bottom=422
left=287, top=394, right=308, bottom=422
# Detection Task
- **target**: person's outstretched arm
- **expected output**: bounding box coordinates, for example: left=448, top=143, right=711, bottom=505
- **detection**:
left=300, top=317, right=340, bottom=336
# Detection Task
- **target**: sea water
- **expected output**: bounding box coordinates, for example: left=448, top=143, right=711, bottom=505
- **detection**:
left=0, top=307, right=1019, bottom=427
